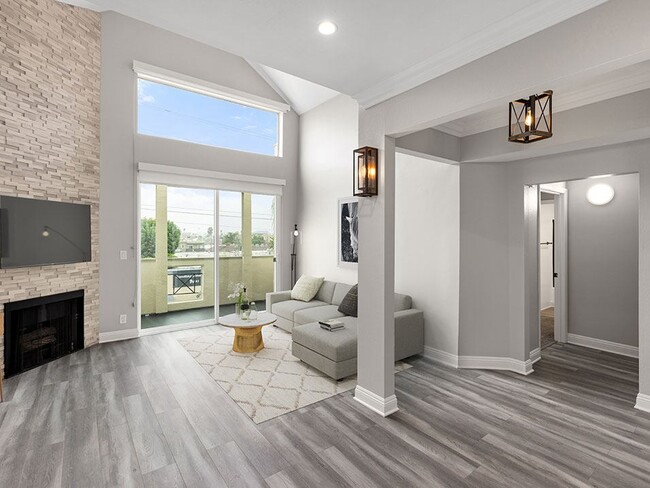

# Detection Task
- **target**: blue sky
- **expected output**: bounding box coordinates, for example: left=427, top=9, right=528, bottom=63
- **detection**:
left=141, top=185, right=275, bottom=237
left=137, top=79, right=279, bottom=156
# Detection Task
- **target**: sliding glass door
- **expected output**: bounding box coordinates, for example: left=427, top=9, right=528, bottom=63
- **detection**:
left=140, top=184, right=216, bottom=329
left=219, top=192, right=276, bottom=315
left=139, top=184, right=277, bottom=331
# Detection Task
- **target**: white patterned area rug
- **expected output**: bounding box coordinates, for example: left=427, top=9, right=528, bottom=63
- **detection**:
left=178, top=325, right=411, bottom=424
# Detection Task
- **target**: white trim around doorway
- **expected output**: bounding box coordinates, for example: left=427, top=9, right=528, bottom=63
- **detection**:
left=538, top=186, right=568, bottom=346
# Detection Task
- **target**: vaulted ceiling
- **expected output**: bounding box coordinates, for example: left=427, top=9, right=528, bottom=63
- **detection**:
left=61, top=0, right=606, bottom=108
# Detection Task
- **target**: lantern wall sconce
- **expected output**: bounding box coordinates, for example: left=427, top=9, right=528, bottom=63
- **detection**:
left=353, top=146, right=379, bottom=197
left=508, top=90, right=553, bottom=143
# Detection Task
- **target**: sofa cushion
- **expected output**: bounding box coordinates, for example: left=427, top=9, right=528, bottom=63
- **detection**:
left=315, top=280, right=336, bottom=304
left=271, top=299, right=327, bottom=322
left=291, top=275, right=324, bottom=302
left=337, top=284, right=358, bottom=317
left=394, top=293, right=412, bottom=312
left=294, top=305, right=345, bottom=326
left=332, top=283, right=353, bottom=306
left=292, top=317, right=358, bottom=362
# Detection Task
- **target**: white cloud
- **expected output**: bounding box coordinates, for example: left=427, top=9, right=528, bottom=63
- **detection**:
left=137, top=81, right=156, bottom=104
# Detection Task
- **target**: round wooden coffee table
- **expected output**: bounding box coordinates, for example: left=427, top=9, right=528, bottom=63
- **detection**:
left=218, top=312, right=277, bottom=353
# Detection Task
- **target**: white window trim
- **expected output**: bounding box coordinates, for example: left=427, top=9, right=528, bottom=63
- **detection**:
left=138, top=163, right=285, bottom=196
left=133, top=61, right=290, bottom=114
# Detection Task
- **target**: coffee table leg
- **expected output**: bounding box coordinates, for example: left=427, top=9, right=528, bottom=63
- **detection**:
left=233, top=326, right=264, bottom=353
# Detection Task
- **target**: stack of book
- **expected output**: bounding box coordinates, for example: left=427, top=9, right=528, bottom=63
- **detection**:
left=319, top=319, right=344, bottom=331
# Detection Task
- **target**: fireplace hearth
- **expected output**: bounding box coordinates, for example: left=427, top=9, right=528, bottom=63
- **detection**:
left=4, top=290, right=84, bottom=378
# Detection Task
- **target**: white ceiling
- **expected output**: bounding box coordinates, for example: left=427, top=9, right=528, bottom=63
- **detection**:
left=60, top=0, right=606, bottom=108
left=247, top=63, right=340, bottom=115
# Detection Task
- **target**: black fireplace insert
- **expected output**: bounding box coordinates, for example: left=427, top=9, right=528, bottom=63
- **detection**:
left=4, top=290, right=84, bottom=378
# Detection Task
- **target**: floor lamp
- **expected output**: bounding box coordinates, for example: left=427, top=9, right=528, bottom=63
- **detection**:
left=291, top=224, right=299, bottom=287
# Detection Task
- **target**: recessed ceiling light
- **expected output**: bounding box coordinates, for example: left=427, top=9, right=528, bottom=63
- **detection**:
left=318, top=21, right=337, bottom=35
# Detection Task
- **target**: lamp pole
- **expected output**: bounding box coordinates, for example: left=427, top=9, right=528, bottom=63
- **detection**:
left=291, top=224, right=299, bottom=287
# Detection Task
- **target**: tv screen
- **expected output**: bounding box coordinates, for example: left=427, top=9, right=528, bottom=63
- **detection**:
left=0, top=196, right=91, bottom=268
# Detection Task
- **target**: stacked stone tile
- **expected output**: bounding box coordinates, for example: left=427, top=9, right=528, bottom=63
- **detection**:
left=0, top=0, right=101, bottom=373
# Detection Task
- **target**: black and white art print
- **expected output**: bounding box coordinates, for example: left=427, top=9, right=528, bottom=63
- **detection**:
left=338, top=198, right=359, bottom=266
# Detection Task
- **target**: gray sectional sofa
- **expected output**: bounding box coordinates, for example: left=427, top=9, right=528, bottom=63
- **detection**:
left=266, top=280, right=424, bottom=379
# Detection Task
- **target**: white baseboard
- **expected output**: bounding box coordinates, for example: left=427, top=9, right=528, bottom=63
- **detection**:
left=423, top=346, right=534, bottom=375
left=458, top=356, right=534, bottom=375
left=530, top=347, right=541, bottom=364
left=422, top=346, right=459, bottom=368
left=354, top=386, right=399, bottom=417
left=99, top=328, right=139, bottom=343
left=567, top=333, right=638, bottom=358
left=635, top=393, right=650, bottom=413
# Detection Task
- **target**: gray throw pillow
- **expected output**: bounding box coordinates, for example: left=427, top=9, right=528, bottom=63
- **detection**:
left=337, top=284, right=358, bottom=317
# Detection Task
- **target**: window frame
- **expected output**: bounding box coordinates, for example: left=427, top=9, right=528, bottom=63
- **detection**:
left=133, top=61, right=289, bottom=157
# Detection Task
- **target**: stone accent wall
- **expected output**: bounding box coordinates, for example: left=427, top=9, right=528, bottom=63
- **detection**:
left=0, top=0, right=101, bottom=374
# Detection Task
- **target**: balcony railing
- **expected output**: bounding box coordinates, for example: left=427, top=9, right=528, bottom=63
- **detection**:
left=141, top=255, right=274, bottom=316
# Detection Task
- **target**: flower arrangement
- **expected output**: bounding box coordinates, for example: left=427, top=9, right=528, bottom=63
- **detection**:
left=228, top=282, right=248, bottom=316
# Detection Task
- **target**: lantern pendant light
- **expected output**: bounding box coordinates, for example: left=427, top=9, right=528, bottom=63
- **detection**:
left=509, top=90, right=553, bottom=143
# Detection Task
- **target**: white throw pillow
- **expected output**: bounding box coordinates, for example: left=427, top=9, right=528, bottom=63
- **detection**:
left=291, top=275, right=325, bottom=302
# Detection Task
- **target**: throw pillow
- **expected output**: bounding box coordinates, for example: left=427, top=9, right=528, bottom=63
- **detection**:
left=291, top=275, right=325, bottom=302
left=337, top=284, right=358, bottom=317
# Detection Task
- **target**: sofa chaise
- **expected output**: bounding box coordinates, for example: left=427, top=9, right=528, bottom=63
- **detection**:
left=266, top=280, right=424, bottom=379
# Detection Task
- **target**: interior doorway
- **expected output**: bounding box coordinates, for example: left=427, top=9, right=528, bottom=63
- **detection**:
left=537, top=184, right=568, bottom=354
left=539, top=190, right=558, bottom=349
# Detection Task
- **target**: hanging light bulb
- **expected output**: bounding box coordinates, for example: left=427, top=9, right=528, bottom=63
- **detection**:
left=525, top=108, right=533, bottom=128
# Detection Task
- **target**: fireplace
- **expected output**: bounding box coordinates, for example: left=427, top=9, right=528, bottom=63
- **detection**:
left=4, top=290, right=84, bottom=378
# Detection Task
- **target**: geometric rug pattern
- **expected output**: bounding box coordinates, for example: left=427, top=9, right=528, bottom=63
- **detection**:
left=178, top=325, right=410, bottom=423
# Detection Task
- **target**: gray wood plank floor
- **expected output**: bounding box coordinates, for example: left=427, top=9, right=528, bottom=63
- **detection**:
left=1, top=326, right=648, bottom=487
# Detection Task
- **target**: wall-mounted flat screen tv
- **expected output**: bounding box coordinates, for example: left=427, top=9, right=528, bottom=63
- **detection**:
left=0, top=196, right=91, bottom=268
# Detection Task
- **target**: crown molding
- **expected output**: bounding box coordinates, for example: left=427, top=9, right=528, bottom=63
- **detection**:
left=354, top=0, right=608, bottom=109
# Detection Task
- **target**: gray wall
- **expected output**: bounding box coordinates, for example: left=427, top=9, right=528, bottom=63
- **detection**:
left=395, top=153, right=459, bottom=357
left=296, top=94, right=359, bottom=284
left=459, top=162, right=510, bottom=357
left=396, top=128, right=460, bottom=163
left=100, top=12, right=299, bottom=335
left=458, top=139, right=650, bottom=366
left=567, top=174, right=639, bottom=346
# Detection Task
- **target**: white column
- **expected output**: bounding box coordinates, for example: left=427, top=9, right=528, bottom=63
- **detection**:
left=354, top=135, right=398, bottom=416
left=636, top=165, right=650, bottom=413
